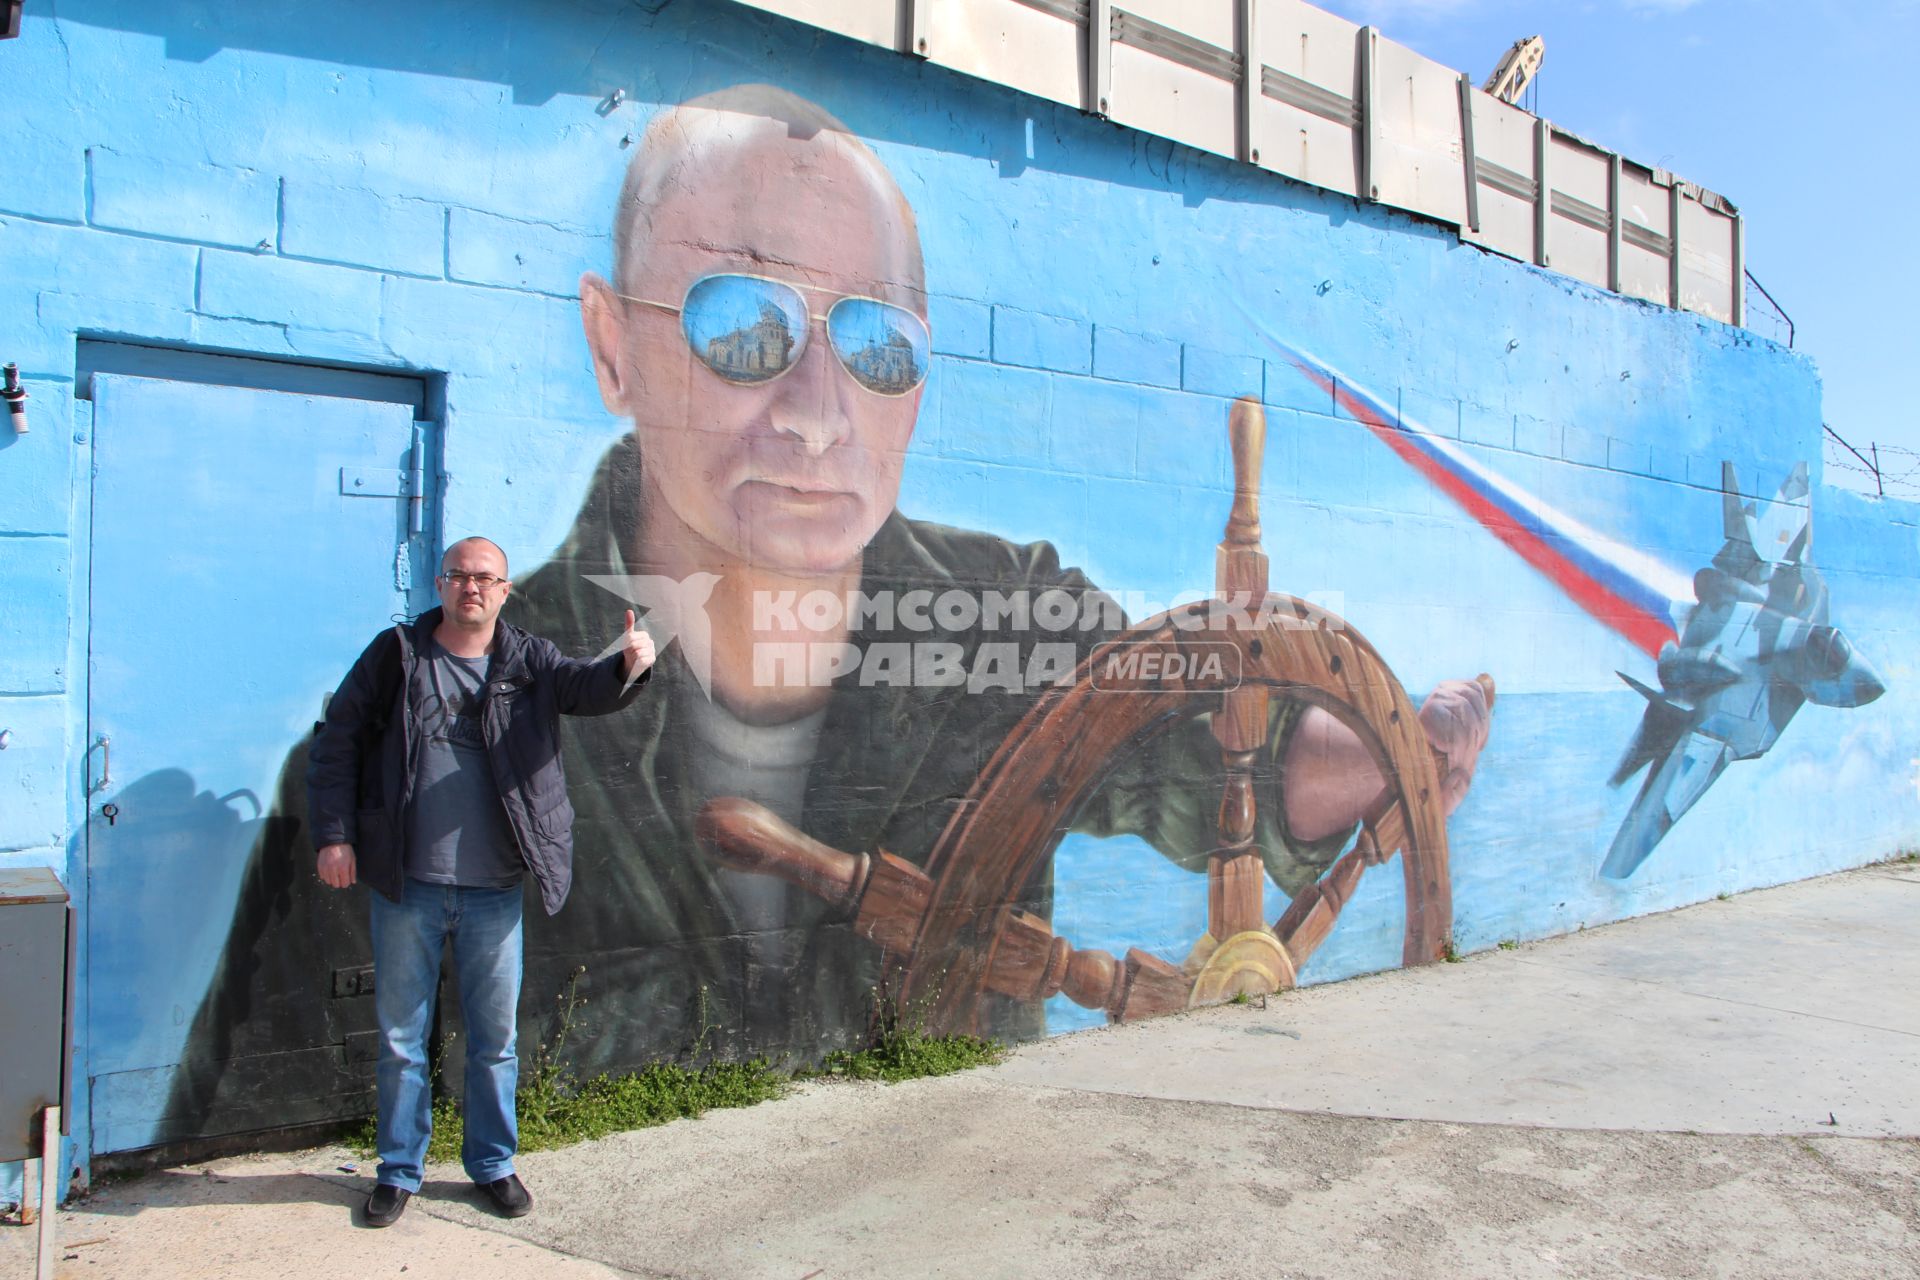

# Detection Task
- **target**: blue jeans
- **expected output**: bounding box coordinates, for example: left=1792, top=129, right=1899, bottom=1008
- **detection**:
left=369, top=878, right=524, bottom=1191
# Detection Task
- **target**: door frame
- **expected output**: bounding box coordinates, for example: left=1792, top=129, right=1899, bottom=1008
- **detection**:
left=77, top=343, right=443, bottom=1164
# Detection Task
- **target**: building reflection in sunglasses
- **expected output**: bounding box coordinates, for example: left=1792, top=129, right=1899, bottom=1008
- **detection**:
left=628, top=273, right=929, bottom=395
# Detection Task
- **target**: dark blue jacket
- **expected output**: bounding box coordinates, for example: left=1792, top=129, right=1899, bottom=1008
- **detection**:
left=306, top=606, right=648, bottom=915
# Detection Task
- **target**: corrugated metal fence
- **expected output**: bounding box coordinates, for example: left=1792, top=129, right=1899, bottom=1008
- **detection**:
left=731, top=0, right=1745, bottom=328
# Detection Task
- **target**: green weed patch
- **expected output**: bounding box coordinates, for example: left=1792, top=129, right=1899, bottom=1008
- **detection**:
left=814, top=1024, right=1003, bottom=1083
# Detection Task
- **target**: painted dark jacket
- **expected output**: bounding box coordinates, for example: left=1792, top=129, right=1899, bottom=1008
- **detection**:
left=500, top=439, right=1345, bottom=1073
left=167, top=438, right=1342, bottom=1143
left=306, top=607, right=649, bottom=916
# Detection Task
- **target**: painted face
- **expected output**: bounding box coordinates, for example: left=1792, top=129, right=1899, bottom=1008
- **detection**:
left=436, top=542, right=512, bottom=629
left=600, top=126, right=926, bottom=576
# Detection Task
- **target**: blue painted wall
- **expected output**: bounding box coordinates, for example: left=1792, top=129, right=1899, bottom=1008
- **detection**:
left=2, top=0, right=1916, bottom=1191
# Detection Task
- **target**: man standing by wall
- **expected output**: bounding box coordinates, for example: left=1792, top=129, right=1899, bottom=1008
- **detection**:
left=309, top=536, right=655, bottom=1226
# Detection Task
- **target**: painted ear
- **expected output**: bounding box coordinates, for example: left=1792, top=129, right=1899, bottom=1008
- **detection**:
left=580, top=273, right=631, bottom=415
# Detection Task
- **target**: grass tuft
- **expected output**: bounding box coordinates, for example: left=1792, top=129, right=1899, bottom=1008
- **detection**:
left=814, top=995, right=1003, bottom=1083
left=815, top=1027, right=1002, bottom=1083
left=518, top=1058, right=789, bottom=1153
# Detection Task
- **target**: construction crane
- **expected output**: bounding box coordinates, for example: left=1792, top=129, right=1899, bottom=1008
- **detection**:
left=1483, top=35, right=1545, bottom=105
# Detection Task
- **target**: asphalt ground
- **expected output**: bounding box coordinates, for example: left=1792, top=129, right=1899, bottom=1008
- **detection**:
left=5, top=860, right=1917, bottom=1279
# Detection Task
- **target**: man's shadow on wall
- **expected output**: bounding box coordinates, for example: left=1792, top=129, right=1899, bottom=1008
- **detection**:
left=100, top=760, right=481, bottom=1155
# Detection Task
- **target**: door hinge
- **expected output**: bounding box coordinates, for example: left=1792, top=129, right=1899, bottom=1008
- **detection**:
left=406, top=426, right=426, bottom=536
left=338, top=467, right=412, bottom=498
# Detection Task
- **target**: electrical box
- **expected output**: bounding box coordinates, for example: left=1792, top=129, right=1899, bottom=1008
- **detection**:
left=0, top=867, right=74, bottom=1163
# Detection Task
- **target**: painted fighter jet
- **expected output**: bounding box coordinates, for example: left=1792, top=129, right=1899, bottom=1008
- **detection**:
left=1601, top=462, right=1886, bottom=879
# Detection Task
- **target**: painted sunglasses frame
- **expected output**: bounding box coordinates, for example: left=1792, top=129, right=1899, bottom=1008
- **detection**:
left=618, top=271, right=933, bottom=397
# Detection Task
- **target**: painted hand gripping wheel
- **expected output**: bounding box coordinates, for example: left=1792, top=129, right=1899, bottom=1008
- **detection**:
left=697, top=397, right=1492, bottom=1031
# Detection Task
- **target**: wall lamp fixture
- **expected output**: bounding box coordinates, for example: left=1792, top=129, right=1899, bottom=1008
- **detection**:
left=3, top=364, right=28, bottom=434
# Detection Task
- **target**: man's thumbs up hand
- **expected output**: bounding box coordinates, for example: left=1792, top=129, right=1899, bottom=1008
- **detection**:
left=619, top=608, right=657, bottom=680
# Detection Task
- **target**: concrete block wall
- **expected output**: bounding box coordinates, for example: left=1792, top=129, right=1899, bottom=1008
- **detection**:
left=1, top=0, right=1916, bottom=1186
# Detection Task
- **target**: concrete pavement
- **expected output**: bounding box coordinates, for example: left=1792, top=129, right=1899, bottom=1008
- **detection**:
left=997, top=858, right=1920, bottom=1137
left=6, top=860, right=1918, bottom=1278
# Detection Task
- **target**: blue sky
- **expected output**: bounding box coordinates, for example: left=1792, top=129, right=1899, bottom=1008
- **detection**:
left=1316, top=0, right=1920, bottom=493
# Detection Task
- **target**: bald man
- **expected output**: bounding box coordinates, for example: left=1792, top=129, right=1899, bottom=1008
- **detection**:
left=306, top=536, right=653, bottom=1224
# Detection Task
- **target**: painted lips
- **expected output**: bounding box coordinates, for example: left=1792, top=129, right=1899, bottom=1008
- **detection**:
left=740, top=479, right=854, bottom=507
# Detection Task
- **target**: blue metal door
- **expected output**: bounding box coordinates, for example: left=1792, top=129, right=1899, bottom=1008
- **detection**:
left=85, top=373, right=436, bottom=1154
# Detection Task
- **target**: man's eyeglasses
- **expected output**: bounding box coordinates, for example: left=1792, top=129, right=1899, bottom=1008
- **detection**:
left=622, top=273, right=931, bottom=397
left=439, top=571, right=508, bottom=590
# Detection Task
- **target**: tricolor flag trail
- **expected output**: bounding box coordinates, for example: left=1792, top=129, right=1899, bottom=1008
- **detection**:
left=1246, top=323, right=1692, bottom=659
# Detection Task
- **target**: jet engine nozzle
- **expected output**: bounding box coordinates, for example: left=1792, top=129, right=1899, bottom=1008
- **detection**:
left=1655, top=643, right=1742, bottom=697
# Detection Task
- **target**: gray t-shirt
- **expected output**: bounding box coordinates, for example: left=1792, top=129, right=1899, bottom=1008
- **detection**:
left=682, top=691, right=830, bottom=1022
left=682, top=692, right=829, bottom=935
left=406, top=637, right=523, bottom=888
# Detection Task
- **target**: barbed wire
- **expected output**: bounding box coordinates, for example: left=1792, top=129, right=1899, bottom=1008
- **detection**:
left=1823, top=425, right=1920, bottom=498
left=1739, top=280, right=1913, bottom=498
left=1743, top=276, right=1794, bottom=349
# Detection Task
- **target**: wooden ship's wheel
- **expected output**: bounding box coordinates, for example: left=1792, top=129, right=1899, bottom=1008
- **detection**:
left=697, top=397, right=1487, bottom=1035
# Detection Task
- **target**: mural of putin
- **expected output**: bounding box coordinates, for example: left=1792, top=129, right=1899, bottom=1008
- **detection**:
left=173, top=83, right=1490, bottom=1139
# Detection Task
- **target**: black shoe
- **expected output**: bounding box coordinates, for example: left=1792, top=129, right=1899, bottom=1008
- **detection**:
left=365, top=1183, right=411, bottom=1228
left=479, top=1173, right=532, bottom=1218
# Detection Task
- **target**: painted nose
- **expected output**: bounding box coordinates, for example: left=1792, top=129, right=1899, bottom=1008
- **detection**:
left=766, top=329, right=853, bottom=456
